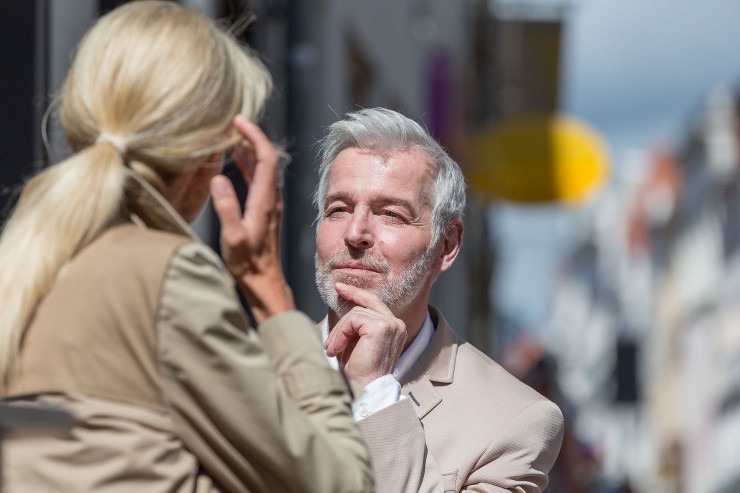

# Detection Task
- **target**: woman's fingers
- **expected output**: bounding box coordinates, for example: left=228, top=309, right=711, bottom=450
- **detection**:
left=232, top=115, right=279, bottom=238
left=210, top=175, right=243, bottom=244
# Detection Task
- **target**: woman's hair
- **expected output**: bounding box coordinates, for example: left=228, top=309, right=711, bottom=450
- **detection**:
left=313, top=108, right=467, bottom=242
left=0, top=0, right=271, bottom=392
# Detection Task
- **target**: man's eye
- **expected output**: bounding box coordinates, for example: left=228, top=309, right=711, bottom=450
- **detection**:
left=326, top=207, right=347, bottom=217
left=382, top=211, right=404, bottom=220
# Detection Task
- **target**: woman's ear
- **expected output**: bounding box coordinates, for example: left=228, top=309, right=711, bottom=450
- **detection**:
left=439, top=218, right=463, bottom=273
left=195, top=150, right=225, bottom=176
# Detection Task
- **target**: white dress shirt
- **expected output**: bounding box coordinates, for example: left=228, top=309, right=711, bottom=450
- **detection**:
left=322, top=310, right=435, bottom=421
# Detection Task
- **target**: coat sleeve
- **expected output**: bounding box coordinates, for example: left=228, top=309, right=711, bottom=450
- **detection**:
left=465, top=399, right=564, bottom=493
left=358, top=391, right=563, bottom=493
left=155, top=243, right=374, bottom=493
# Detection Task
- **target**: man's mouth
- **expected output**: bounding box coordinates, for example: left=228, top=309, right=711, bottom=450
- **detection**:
left=329, top=255, right=388, bottom=274
left=333, top=263, right=382, bottom=274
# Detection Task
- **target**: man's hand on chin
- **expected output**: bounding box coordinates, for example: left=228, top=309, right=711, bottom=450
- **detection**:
left=324, top=282, right=407, bottom=388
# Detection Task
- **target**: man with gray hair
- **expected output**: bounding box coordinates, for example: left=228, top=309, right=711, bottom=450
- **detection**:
left=314, top=108, right=564, bottom=492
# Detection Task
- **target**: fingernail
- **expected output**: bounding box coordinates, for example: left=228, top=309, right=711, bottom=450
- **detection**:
left=335, top=282, right=346, bottom=290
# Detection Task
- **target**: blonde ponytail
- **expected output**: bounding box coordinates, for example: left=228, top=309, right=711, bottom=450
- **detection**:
left=0, top=144, right=126, bottom=392
left=0, top=0, right=271, bottom=393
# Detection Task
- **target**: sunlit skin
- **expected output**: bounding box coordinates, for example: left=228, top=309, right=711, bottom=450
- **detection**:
left=316, top=147, right=460, bottom=351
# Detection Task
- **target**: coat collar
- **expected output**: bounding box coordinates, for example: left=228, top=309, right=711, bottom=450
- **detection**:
left=400, top=306, right=459, bottom=419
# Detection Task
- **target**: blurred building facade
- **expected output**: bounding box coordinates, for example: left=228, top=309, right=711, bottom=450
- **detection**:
left=645, top=86, right=740, bottom=493
left=545, top=85, right=740, bottom=492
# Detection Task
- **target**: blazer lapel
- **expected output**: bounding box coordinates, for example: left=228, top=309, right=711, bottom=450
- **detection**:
left=400, top=306, right=459, bottom=420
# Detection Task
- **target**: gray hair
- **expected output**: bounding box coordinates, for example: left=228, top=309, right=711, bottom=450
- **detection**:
left=313, top=108, right=467, bottom=241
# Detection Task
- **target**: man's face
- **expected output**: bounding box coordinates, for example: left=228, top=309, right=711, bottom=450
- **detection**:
left=315, top=147, right=440, bottom=317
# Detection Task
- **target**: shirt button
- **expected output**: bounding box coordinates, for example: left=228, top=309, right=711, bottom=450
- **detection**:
left=359, top=407, right=369, bottom=417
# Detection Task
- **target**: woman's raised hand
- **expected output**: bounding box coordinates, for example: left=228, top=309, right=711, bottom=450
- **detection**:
left=209, top=115, right=294, bottom=323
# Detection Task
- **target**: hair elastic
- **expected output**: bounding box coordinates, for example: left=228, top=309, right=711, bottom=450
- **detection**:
left=96, top=133, right=128, bottom=156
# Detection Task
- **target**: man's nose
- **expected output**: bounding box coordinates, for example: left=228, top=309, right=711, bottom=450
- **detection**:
left=344, top=210, right=374, bottom=249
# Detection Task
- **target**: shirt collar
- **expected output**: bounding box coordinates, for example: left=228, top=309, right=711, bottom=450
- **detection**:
left=321, top=309, right=435, bottom=381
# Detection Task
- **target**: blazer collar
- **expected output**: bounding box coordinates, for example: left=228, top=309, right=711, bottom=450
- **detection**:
left=400, top=306, right=459, bottom=419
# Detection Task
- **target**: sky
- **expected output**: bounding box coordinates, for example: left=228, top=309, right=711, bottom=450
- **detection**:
left=563, top=0, right=740, bottom=159
left=492, top=0, right=740, bottom=335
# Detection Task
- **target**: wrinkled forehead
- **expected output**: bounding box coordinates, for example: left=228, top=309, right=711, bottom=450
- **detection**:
left=326, top=147, right=436, bottom=205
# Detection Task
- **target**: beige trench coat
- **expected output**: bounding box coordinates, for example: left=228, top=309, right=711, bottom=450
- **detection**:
left=3, top=221, right=373, bottom=493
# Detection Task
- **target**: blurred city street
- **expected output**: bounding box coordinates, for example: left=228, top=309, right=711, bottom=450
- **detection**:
left=3, top=1, right=740, bottom=491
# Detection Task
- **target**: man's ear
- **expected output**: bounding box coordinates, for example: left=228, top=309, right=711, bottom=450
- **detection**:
left=439, top=218, right=463, bottom=273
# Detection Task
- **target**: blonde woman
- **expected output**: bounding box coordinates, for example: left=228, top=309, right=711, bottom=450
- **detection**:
left=0, top=2, right=372, bottom=492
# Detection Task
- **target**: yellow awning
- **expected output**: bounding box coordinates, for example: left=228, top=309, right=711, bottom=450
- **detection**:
left=468, top=114, right=610, bottom=205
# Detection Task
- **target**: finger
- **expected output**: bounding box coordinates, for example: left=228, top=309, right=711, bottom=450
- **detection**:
left=232, top=142, right=256, bottom=186
left=325, top=318, right=360, bottom=357
left=233, top=115, right=279, bottom=236
left=326, top=325, right=351, bottom=357
left=334, top=282, right=394, bottom=316
left=339, top=337, right=359, bottom=369
left=325, top=328, right=347, bottom=357
left=233, top=114, right=278, bottom=170
left=233, top=114, right=278, bottom=192
left=210, top=176, right=243, bottom=240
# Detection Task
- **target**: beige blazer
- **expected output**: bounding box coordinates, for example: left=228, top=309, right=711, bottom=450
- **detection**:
left=4, top=223, right=373, bottom=493
left=357, top=307, right=564, bottom=492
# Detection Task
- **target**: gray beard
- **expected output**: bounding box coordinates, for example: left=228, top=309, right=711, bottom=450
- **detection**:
left=314, top=244, right=437, bottom=318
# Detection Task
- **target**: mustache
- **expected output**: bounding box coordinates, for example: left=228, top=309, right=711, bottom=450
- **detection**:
left=325, top=254, right=389, bottom=274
